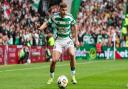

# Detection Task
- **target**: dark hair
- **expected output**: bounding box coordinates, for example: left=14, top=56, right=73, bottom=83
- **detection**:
left=60, top=2, right=67, bottom=8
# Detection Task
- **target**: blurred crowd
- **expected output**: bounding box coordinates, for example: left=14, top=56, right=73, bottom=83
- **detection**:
left=0, top=0, right=61, bottom=46
left=77, top=0, right=127, bottom=47
left=0, top=0, right=127, bottom=48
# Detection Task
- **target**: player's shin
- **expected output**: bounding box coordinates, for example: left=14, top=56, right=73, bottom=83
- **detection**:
left=70, top=55, right=76, bottom=76
left=71, top=66, right=76, bottom=76
left=70, top=57, right=77, bottom=84
left=50, top=61, right=56, bottom=78
left=47, top=61, right=56, bottom=84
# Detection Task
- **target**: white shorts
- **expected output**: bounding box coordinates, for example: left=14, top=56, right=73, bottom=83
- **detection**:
left=53, top=37, right=74, bottom=53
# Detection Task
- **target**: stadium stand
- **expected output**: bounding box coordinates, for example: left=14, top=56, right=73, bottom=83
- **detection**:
left=0, top=0, right=62, bottom=46
left=0, top=0, right=127, bottom=48
left=77, top=0, right=126, bottom=48
left=0, top=0, right=128, bottom=64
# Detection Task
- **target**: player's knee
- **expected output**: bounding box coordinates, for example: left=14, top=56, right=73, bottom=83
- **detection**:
left=69, top=53, right=75, bottom=58
left=52, top=59, right=57, bottom=63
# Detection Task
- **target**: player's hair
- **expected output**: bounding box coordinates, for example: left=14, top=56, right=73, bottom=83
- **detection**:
left=60, top=2, right=67, bottom=8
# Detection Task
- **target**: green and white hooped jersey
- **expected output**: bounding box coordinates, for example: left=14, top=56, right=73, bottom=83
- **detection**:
left=47, top=12, right=76, bottom=38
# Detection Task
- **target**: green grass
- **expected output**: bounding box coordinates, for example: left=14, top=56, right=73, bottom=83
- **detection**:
left=0, top=60, right=128, bottom=89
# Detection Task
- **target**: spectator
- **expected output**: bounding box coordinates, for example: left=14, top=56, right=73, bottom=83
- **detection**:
left=77, top=0, right=125, bottom=47
left=96, top=41, right=102, bottom=58
left=18, top=46, right=30, bottom=64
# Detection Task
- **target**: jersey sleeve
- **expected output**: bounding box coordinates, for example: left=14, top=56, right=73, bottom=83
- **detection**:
left=47, top=15, right=54, bottom=25
left=71, top=15, right=76, bottom=26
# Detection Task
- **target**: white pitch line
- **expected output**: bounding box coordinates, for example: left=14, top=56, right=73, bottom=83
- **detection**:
left=0, top=60, right=112, bottom=73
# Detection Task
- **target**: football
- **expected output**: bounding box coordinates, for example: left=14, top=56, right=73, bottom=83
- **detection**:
left=57, top=75, right=68, bottom=89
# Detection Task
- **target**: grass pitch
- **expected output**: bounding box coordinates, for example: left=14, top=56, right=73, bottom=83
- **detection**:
left=0, top=60, right=128, bottom=89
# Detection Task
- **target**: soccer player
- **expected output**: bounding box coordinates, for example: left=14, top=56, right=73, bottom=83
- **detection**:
left=39, top=2, right=79, bottom=84
left=18, top=47, right=30, bottom=64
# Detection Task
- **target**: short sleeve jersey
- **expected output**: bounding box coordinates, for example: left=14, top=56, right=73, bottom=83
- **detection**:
left=47, top=12, right=76, bottom=38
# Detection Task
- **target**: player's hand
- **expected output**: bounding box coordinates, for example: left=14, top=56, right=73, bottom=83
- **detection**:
left=75, top=40, right=80, bottom=47
left=38, top=27, right=42, bottom=30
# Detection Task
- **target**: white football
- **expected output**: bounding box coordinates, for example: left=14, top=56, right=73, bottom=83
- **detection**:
left=57, top=75, right=68, bottom=89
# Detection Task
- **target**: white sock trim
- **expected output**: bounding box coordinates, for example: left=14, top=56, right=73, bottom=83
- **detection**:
left=50, top=72, right=54, bottom=78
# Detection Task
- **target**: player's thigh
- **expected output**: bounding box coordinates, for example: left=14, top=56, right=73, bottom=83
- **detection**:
left=52, top=42, right=62, bottom=61
left=67, top=46, right=75, bottom=56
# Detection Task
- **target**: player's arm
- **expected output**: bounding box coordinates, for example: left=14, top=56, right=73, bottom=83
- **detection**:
left=39, top=14, right=54, bottom=30
left=70, top=15, right=79, bottom=46
left=38, top=22, right=48, bottom=30
left=72, top=25, right=79, bottom=46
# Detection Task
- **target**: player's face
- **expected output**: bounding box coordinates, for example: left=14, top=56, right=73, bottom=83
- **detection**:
left=60, top=7, right=67, bottom=17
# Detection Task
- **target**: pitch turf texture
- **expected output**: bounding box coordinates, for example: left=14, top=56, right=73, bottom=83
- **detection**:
left=0, top=60, right=128, bottom=89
